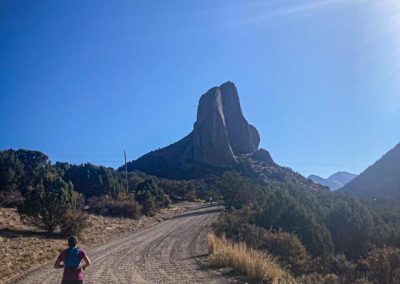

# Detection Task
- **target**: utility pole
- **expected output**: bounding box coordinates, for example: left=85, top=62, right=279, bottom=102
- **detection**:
left=124, top=150, right=129, bottom=194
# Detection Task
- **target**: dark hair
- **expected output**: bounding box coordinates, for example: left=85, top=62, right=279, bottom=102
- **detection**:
left=68, top=236, right=78, bottom=248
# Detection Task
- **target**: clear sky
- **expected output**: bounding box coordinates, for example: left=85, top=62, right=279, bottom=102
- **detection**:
left=1, top=0, right=399, bottom=178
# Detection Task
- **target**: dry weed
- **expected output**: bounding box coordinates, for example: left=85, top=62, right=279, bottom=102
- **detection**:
left=208, top=232, right=295, bottom=284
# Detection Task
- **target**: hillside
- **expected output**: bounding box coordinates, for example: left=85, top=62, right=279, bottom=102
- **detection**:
left=308, top=171, right=357, bottom=191
left=339, top=143, right=400, bottom=198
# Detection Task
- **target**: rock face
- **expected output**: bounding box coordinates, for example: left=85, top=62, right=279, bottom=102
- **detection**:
left=189, top=82, right=260, bottom=167
left=126, top=82, right=263, bottom=178
left=252, top=148, right=274, bottom=164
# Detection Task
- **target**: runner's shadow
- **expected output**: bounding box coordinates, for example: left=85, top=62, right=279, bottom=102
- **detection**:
left=0, top=228, right=62, bottom=239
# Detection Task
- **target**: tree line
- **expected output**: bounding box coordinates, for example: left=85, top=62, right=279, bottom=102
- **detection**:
left=4, top=149, right=400, bottom=282
left=0, top=149, right=208, bottom=235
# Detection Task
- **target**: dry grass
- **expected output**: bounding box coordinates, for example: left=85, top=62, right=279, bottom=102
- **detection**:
left=208, top=233, right=294, bottom=284
left=0, top=202, right=196, bottom=283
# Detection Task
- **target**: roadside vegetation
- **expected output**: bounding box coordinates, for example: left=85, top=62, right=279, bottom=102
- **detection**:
left=0, top=149, right=204, bottom=236
left=208, top=232, right=293, bottom=283
left=3, top=149, right=400, bottom=283
left=211, top=171, right=400, bottom=283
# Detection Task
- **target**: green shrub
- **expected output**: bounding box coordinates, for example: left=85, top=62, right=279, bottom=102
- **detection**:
left=18, top=169, right=74, bottom=232
left=212, top=206, right=256, bottom=240
left=325, top=198, right=385, bottom=260
left=297, top=273, right=339, bottom=284
left=213, top=207, right=313, bottom=276
left=360, top=246, right=400, bottom=284
left=58, top=163, right=124, bottom=198
left=183, top=189, right=197, bottom=202
left=161, top=194, right=171, bottom=207
left=0, top=149, right=49, bottom=196
left=0, top=189, right=24, bottom=207
left=141, top=195, right=157, bottom=216
left=253, top=229, right=313, bottom=276
left=88, top=195, right=142, bottom=219
left=255, top=185, right=334, bottom=258
left=327, top=254, right=357, bottom=283
left=60, top=209, right=89, bottom=237
left=216, top=171, right=265, bottom=209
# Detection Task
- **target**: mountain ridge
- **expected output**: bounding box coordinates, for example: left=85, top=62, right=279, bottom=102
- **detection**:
left=308, top=171, right=357, bottom=191
left=339, top=143, right=400, bottom=198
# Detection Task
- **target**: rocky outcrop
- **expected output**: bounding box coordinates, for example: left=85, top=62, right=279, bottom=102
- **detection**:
left=125, top=82, right=263, bottom=178
left=252, top=148, right=274, bottom=164
left=217, top=82, right=260, bottom=154
left=187, top=82, right=260, bottom=167
left=188, top=85, right=237, bottom=167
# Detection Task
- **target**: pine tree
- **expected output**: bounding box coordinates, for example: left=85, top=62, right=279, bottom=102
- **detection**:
left=18, top=167, right=74, bottom=232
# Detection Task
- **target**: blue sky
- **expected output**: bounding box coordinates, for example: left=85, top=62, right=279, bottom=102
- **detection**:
left=1, top=0, right=399, bottom=178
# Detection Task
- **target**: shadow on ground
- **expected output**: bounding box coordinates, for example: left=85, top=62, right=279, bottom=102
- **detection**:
left=0, top=228, right=62, bottom=239
left=171, top=207, right=223, bottom=219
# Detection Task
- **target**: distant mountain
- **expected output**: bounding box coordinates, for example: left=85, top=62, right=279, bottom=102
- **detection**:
left=308, top=171, right=357, bottom=191
left=339, top=143, right=400, bottom=198
left=308, top=175, right=328, bottom=188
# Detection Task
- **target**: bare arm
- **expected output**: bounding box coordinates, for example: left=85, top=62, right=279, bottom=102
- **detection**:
left=82, top=255, right=91, bottom=270
left=54, top=257, right=64, bottom=269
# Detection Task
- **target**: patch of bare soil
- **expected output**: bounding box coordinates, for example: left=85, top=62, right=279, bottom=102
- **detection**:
left=0, top=202, right=197, bottom=283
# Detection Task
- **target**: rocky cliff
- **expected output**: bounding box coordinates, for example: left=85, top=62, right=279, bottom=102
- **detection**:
left=126, top=81, right=269, bottom=178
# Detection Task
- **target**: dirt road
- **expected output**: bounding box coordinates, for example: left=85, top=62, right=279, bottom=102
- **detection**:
left=14, top=205, right=236, bottom=284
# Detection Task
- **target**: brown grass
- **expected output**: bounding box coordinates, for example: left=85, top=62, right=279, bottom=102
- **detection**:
left=208, top=233, right=294, bottom=284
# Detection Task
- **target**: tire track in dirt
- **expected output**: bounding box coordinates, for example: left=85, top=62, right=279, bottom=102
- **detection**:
left=14, top=205, right=238, bottom=284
